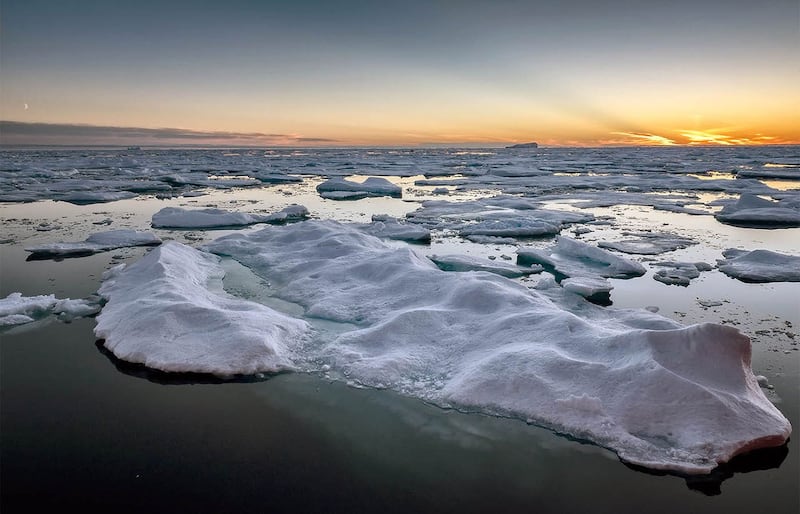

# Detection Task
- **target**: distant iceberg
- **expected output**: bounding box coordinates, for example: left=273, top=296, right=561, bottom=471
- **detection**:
left=505, top=142, right=539, bottom=149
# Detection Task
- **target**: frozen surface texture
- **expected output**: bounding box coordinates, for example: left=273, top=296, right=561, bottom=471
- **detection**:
left=717, top=249, right=800, bottom=283
left=25, top=229, right=162, bottom=257
left=356, top=216, right=431, bottom=243
left=151, top=204, right=308, bottom=228
left=95, top=242, right=310, bottom=375
left=201, top=221, right=790, bottom=474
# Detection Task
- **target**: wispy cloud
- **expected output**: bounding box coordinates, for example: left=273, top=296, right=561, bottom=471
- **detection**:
left=611, top=131, right=677, bottom=146
left=678, top=129, right=786, bottom=146
left=0, top=121, right=339, bottom=146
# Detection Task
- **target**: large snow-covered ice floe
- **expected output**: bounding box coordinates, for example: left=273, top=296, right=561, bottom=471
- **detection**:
left=151, top=204, right=308, bottom=228
left=0, top=292, right=102, bottom=326
left=94, top=242, right=310, bottom=375
left=517, top=236, right=646, bottom=279
left=25, top=229, right=162, bottom=257
left=200, top=221, right=790, bottom=474
left=316, top=177, right=402, bottom=200
left=715, top=194, right=800, bottom=228
left=717, top=248, right=800, bottom=283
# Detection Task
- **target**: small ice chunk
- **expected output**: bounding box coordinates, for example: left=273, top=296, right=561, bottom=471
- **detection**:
left=717, top=248, right=800, bottom=283
left=25, top=229, right=162, bottom=257
left=651, top=262, right=710, bottom=286
left=0, top=293, right=56, bottom=325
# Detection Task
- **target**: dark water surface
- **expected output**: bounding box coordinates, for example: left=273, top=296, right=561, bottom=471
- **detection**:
left=2, top=317, right=798, bottom=513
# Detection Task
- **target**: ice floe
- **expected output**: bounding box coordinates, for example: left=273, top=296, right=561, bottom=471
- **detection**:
left=715, top=194, right=800, bottom=228
left=197, top=221, right=790, bottom=473
left=356, top=216, right=431, bottom=243
left=430, top=254, right=543, bottom=278
left=561, top=275, right=614, bottom=298
left=151, top=204, right=308, bottom=228
left=25, top=229, right=162, bottom=258
left=717, top=249, right=800, bottom=283
left=94, top=242, right=310, bottom=375
left=652, top=262, right=712, bottom=286
left=517, top=236, right=646, bottom=279
left=598, top=232, right=696, bottom=255
left=317, top=177, right=402, bottom=200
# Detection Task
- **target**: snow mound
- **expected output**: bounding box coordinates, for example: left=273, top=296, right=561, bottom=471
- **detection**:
left=151, top=204, right=308, bottom=228
left=95, top=241, right=310, bottom=375
left=317, top=177, right=402, bottom=199
left=517, top=236, right=646, bottom=279
left=25, top=229, right=162, bottom=257
left=430, top=254, right=543, bottom=278
left=715, top=194, right=800, bottom=227
left=717, top=249, right=800, bottom=283
left=203, top=221, right=790, bottom=473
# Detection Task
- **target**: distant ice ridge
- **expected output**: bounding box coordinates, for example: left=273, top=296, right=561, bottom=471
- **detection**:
left=25, top=229, right=161, bottom=257
left=0, top=292, right=101, bottom=326
left=717, top=249, right=800, bottom=282
left=151, top=204, right=308, bottom=228
left=192, top=221, right=791, bottom=474
left=95, top=242, right=310, bottom=375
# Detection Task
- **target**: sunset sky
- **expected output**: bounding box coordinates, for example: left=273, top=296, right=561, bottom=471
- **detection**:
left=1, top=0, right=798, bottom=147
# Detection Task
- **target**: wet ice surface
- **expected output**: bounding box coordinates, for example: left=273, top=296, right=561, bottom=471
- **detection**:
left=1, top=147, right=799, bottom=499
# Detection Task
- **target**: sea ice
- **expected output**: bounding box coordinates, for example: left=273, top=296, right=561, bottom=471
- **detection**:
left=0, top=292, right=101, bottom=326
left=200, top=221, right=790, bottom=473
left=715, top=194, right=800, bottom=228
left=151, top=204, right=308, bottom=228
left=651, top=262, right=710, bottom=286
left=356, top=217, right=431, bottom=243
left=0, top=293, right=57, bottom=326
left=717, top=249, right=800, bottom=283
left=598, top=232, right=695, bottom=255
left=459, top=219, right=561, bottom=238
left=517, top=236, right=646, bottom=279
left=25, top=229, right=162, bottom=257
left=561, top=276, right=613, bottom=298
left=316, top=177, right=402, bottom=199
left=430, top=254, right=543, bottom=278
left=94, top=242, right=310, bottom=375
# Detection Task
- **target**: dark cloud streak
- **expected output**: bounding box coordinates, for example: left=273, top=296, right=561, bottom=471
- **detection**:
left=0, top=121, right=338, bottom=146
